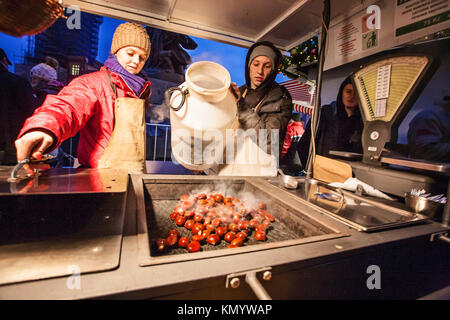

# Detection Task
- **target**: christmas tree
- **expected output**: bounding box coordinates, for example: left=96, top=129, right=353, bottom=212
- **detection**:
left=280, top=35, right=318, bottom=79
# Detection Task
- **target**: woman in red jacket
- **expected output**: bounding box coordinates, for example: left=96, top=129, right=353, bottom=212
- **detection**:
left=15, top=22, right=152, bottom=173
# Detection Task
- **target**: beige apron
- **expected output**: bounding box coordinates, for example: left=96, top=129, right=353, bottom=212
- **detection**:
left=97, top=72, right=147, bottom=174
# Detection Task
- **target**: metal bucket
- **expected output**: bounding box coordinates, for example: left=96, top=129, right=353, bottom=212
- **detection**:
left=405, top=193, right=444, bottom=220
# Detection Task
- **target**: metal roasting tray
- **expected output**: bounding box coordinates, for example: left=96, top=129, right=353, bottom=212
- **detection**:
left=137, top=176, right=349, bottom=267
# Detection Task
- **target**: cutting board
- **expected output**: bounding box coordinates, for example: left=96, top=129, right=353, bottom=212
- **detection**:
left=313, top=154, right=353, bottom=183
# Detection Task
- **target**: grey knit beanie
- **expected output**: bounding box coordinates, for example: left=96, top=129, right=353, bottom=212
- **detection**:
left=248, top=45, right=277, bottom=69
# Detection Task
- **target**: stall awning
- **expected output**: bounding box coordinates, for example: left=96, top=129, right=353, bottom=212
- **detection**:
left=63, top=0, right=373, bottom=50
left=280, top=79, right=314, bottom=115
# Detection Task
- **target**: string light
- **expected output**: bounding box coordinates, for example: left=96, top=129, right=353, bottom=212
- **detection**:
left=279, top=35, right=318, bottom=78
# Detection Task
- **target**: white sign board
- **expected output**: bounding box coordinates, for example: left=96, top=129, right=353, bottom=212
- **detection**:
left=333, top=12, right=380, bottom=62
left=324, top=0, right=449, bottom=70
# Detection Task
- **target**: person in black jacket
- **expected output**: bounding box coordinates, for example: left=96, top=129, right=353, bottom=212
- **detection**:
left=297, top=76, right=363, bottom=168
left=407, top=95, right=450, bottom=163
left=231, top=41, right=293, bottom=159
left=0, top=48, right=35, bottom=165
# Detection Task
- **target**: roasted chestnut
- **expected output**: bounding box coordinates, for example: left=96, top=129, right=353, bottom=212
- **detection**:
left=258, top=209, right=275, bottom=222
left=206, top=234, right=220, bottom=245
left=229, top=238, right=244, bottom=248
left=236, top=231, right=248, bottom=241
left=264, top=212, right=275, bottom=222
left=248, top=219, right=259, bottom=229
left=238, top=220, right=249, bottom=231
left=255, top=224, right=267, bottom=233
left=261, top=219, right=271, bottom=228
left=187, top=240, right=201, bottom=252
left=253, top=214, right=263, bottom=222
left=155, top=238, right=166, bottom=252
left=192, top=234, right=205, bottom=242
left=239, top=207, right=248, bottom=215
left=193, top=214, right=204, bottom=223
left=215, top=226, right=227, bottom=237
left=224, top=231, right=236, bottom=243
left=203, top=216, right=212, bottom=226
left=170, top=211, right=179, bottom=221
left=182, top=209, right=193, bottom=218
left=207, top=199, right=216, bottom=207
left=168, top=229, right=180, bottom=238
left=201, top=229, right=212, bottom=238
left=228, top=223, right=239, bottom=233
left=166, top=234, right=178, bottom=247
left=178, top=236, right=189, bottom=248
left=212, top=218, right=221, bottom=228
left=232, top=213, right=242, bottom=224
left=192, top=223, right=205, bottom=235
left=184, top=219, right=195, bottom=230
left=173, top=205, right=185, bottom=215
left=172, top=192, right=274, bottom=250
left=224, top=197, right=233, bottom=204
left=175, top=216, right=186, bottom=226
left=254, top=231, right=266, bottom=241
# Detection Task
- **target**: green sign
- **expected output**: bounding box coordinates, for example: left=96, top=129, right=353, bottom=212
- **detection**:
left=396, top=11, right=450, bottom=36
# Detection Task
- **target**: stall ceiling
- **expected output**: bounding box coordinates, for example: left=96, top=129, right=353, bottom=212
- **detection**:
left=64, top=0, right=373, bottom=50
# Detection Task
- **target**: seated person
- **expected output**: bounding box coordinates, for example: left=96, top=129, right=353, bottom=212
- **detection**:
left=297, top=76, right=363, bottom=167
left=407, top=94, right=450, bottom=163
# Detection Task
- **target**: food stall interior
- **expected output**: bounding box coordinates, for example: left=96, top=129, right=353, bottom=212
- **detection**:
left=0, top=0, right=449, bottom=299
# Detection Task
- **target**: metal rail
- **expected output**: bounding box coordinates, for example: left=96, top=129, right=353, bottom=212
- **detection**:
left=245, top=271, right=272, bottom=300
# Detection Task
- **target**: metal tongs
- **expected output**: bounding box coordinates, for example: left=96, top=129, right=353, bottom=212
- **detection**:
left=7, top=154, right=56, bottom=182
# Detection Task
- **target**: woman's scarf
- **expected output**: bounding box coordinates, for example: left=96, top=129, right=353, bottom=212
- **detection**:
left=104, top=53, right=147, bottom=97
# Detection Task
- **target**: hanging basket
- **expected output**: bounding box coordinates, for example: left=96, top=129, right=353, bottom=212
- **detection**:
left=0, top=0, right=64, bottom=37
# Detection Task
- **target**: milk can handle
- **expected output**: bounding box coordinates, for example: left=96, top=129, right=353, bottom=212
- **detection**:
left=165, top=87, right=189, bottom=111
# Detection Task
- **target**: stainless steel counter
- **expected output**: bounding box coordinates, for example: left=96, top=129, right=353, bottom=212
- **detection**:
left=0, top=167, right=129, bottom=286
left=0, top=169, right=449, bottom=299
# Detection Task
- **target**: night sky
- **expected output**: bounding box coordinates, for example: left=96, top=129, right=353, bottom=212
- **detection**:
left=0, top=16, right=288, bottom=87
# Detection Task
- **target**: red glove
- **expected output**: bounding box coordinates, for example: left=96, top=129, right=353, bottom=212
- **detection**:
left=281, top=121, right=305, bottom=158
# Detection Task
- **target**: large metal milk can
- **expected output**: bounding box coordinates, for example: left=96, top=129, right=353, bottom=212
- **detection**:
left=165, top=61, right=238, bottom=171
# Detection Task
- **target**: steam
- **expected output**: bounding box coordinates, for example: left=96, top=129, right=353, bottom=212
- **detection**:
left=187, top=181, right=272, bottom=213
